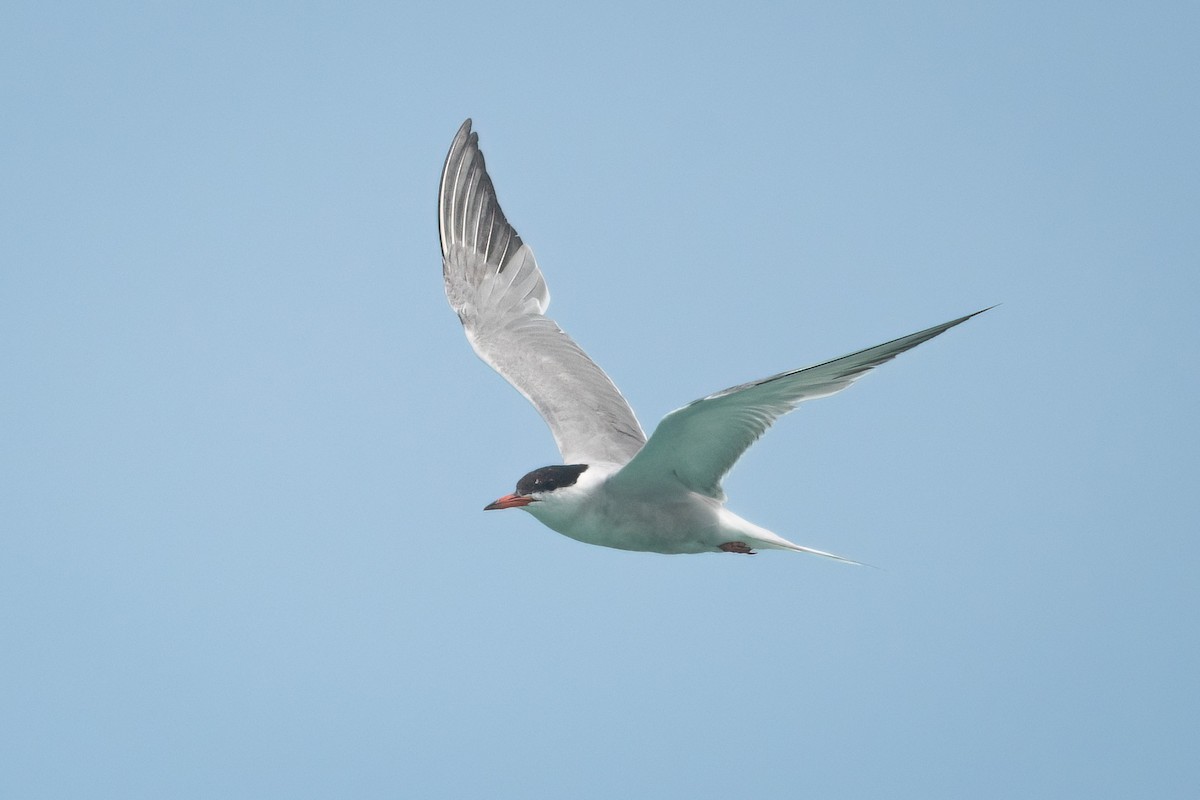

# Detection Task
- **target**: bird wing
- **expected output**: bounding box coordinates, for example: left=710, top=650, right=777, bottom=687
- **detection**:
left=439, top=119, right=646, bottom=465
left=609, top=310, right=989, bottom=499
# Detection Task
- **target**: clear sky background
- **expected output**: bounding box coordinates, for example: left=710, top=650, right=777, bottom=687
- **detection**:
left=3, top=2, right=1197, bottom=798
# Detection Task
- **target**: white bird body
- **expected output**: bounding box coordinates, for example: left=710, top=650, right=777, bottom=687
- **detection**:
left=525, top=463, right=720, bottom=554
left=522, top=462, right=854, bottom=558
left=438, top=119, right=986, bottom=558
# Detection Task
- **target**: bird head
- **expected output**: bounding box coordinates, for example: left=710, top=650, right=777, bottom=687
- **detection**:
left=484, top=464, right=590, bottom=511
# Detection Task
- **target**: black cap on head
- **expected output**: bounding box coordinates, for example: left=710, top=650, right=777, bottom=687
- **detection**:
left=515, top=464, right=589, bottom=496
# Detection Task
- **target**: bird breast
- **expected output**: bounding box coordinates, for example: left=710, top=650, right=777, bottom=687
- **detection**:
left=527, top=477, right=722, bottom=554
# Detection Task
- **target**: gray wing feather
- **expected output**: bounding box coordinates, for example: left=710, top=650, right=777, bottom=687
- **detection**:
left=611, top=309, right=989, bottom=499
left=439, top=120, right=646, bottom=465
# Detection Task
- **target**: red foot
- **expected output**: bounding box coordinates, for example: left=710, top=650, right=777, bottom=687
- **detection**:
left=719, top=541, right=756, bottom=554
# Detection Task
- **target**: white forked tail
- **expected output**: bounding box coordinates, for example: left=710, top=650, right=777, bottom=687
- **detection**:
left=719, top=509, right=863, bottom=564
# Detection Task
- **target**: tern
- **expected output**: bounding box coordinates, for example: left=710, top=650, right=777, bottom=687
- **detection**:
left=439, top=119, right=986, bottom=558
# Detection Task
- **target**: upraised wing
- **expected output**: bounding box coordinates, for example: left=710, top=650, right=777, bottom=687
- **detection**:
left=438, top=119, right=646, bottom=465
left=609, top=309, right=989, bottom=499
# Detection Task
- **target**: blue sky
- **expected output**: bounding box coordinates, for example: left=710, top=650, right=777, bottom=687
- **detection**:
left=2, top=2, right=1197, bottom=797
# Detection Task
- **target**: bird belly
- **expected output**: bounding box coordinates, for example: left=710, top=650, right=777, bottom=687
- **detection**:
left=527, top=487, right=723, bottom=554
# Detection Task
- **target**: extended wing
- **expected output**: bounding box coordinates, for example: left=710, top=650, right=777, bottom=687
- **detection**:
left=609, top=310, right=989, bottom=499
left=439, top=120, right=646, bottom=465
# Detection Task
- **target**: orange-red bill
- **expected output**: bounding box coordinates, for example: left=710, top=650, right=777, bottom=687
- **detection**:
left=483, top=493, right=535, bottom=511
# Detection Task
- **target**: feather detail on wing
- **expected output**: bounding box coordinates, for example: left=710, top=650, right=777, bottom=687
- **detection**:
left=610, top=309, right=991, bottom=499
left=438, top=120, right=646, bottom=465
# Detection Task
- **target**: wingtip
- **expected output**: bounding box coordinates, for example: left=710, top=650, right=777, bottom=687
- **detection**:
left=929, top=304, right=996, bottom=337
left=952, top=305, right=997, bottom=324
left=447, top=119, right=475, bottom=156
left=443, top=120, right=475, bottom=167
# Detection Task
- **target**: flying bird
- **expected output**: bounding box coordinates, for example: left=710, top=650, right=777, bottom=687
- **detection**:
left=439, top=119, right=986, bottom=558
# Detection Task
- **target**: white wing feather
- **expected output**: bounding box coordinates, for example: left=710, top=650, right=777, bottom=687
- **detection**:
left=439, top=120, right=646, bottom=465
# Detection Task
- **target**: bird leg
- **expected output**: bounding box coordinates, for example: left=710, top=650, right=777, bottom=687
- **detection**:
left=718, top=541, right=756, bottom=555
